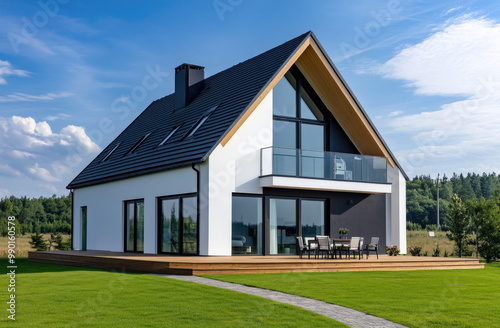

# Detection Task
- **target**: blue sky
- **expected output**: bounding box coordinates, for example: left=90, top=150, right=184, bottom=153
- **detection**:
left=1, top=0, right=500, bottom=197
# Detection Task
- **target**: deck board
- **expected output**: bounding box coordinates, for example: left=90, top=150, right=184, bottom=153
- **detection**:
left=28, top=250, right=484, bottom=275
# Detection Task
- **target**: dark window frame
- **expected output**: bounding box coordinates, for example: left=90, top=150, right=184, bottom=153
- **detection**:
left=231, top=193, right=265, bottom=256
left=264, top=194, right=328, bottom=256
left=123, top=198, right=144, bottom=253
left=273, top=67, right=329, bottom=152
left=81, top=206, right=87, bottom=251
left=157, top=192, right=198, bottom=255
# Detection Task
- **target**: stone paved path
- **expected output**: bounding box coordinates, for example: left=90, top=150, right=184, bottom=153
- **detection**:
left=156, top=274, right=407, bottom=328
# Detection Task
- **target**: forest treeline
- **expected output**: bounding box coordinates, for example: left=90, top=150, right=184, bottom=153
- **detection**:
left=1, top=172, right=500, bottom=237
left=0, top=194, right=71, bottom=236
left=407, top=172, right=500, bottom=230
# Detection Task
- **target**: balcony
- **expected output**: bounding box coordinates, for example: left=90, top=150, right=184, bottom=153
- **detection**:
left=260, top=147, right=390, bottom=193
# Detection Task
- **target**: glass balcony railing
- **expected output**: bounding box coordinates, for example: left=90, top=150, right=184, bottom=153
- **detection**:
left=260, top=147, right=388, bottom=183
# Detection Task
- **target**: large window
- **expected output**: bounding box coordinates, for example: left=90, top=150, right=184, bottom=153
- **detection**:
left=232, top=196, right=263, bottom=255
left=124, top=200, right=144, bottom=253
left=273, top=69, right=326, bottom=178
left=158, top=194, right=198, bottom=255
left=269, top=197, right=326, bottom=255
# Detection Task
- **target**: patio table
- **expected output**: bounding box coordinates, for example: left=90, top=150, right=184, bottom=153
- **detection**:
left=330, top=238, right=350, bottom=259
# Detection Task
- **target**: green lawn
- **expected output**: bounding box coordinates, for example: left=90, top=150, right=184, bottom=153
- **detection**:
left=1, top=259, right=345, bottom=327
left=209, top=262, right=500, bottom=328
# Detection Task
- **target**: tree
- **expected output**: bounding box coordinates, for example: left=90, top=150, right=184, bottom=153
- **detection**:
left=29, top=232, right=48, bottom=251
left=469, top=197, right=500, bottom=263
left=446, top=194, right=470, bottom=257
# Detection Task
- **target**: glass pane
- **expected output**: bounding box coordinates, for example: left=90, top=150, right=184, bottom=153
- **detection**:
left=232, top=196, right=263, bottom=255
left=273, top=120, right=296, bottom=148
left=300, top=87, right=324, bottom=121
left=273, top=147, right=297, bottom=176
left=136, top=202, right=144, bottom=252
left=160, top=199, right=180, bottom=253
left=301, top=124, right=324, bottom=178
left=301, top=200, right=325, bottom=238
left=81, top=207, right=87, bottom=251
left=272, top=74, right=297, bottom=117
left=182, top=197, right=197, bottom=254
left=269, top=198, right=296, bottom=255
left=126, top=203, right=135, bottom=251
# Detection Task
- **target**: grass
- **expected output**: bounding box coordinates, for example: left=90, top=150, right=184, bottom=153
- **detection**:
left=407, top=230, right=459, bottom=256
left=0, top=259, right=345, bottom=327
left=0, top=234, right=71, bottom=257
left=209, top=262, right=500, bottom=327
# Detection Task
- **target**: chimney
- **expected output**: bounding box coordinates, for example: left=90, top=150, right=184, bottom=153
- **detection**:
left=174, top=63, right=205, bottom=109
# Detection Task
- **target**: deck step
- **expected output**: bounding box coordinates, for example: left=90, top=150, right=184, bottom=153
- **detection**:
left=28, top=251, right=484, bottom=276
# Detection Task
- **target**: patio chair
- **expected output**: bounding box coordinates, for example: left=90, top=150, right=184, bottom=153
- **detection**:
left=304, top=237, right=318, bottom=258
left=315, top=236, right=331, bottom=259
left=347, top=237, right=364, bottom=260
left=365, top=237, right=379, bottom=259
left=296, top=236, right=315, bottom=259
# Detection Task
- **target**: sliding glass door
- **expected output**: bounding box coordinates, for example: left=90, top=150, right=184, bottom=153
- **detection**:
left=269, top=197, right=325, bottom=255
left=158, top=194, right=198, bottom=255
left=125, top=200, right=144, bottom=253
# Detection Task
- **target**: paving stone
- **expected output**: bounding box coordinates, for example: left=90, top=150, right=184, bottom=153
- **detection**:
left=156, top=274, right=408, bottom=328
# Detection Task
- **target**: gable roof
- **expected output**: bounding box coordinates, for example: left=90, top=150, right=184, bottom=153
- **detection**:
left=68, top=31, right=407, bottom=190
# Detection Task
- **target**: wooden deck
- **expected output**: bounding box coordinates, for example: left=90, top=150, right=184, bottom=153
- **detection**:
left=28, top=250, right=484, bottom=275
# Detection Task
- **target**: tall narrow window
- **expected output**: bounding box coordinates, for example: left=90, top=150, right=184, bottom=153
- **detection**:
left=100, top=143, right=121, bottom=162
left=272, top=68, right=327, bottom=178
left=81, top=206, right=87, bottom=251
left=232, top=196, right=263, bottom=255
left=124, top=200, right=144, bottom=253
left=158, top=194, right=198, bottom=255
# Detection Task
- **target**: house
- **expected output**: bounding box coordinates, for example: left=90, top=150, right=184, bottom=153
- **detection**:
left=68, top=31, right=408, bottom=256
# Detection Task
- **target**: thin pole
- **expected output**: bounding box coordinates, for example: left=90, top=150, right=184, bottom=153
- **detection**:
left=437, top=174, right=440, bottom=231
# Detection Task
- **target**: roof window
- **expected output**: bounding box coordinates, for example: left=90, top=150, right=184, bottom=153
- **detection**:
left=100, top=142, right=121, bottom=162
left=127, top=132, right=152, bottom=155
left=183, top=105, right=218, bottom=139
left=158, top=125, right=181, bottom=146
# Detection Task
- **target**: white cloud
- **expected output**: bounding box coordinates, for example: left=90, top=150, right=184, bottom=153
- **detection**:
left=367, top=16, right=500, bottom=176
left=376, top=17, right=500, bottom=97
left=0, top=60, right=29, bottom=84
left=0, top=164, right=22, bottom=177
left=44, top=113, right=72, bottom=121
left=29, top=163, right=60, bottom=182
left=387, top=110, right=403, bottom=117
left=0, top=115, right=101, bottom=187
left=0, top=92, right=72, bottom=103
left=11, top=150, right=36, bottom=159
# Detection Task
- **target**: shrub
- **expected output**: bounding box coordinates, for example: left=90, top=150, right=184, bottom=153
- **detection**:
left=444, top=250, right=449, bottom=257
left=406, top=222, right=422, bottom=231
left=386, top=245, right=400, bottom=256
left=432, top=244, right=441, bottom=257
left=29, top=232, right=48, bottom=251
left=424, top=251, right=429, bottom=256
left=408, top=245, right=422, bottom=256
left=426, top=224, right=438, bottom=231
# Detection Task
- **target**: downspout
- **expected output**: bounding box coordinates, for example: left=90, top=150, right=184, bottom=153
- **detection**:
left=191, top=164, right=200, bottom=255
left=70, top=190, right=74, bottom=250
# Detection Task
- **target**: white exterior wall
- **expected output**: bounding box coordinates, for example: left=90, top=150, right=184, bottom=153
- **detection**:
left=203, top=91, right=273, bottom=255
left=386, top=165, right=407, bottom=254
left=72, top=167, right=196, bottom=254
